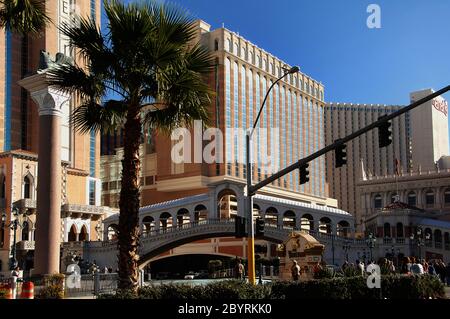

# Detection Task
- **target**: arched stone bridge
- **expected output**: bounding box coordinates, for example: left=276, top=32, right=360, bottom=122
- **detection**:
left=78, top=180, right=364, bottom=267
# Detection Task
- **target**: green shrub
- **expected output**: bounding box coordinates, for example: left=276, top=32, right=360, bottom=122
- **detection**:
left=99, top=274, right=444, bottom=299
left=36, top=285, right=64, bottom=299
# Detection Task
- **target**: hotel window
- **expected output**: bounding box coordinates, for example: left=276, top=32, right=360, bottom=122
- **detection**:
left=248, top=69, right=253, bottom=130
left=226, top=39, right=231, bottom=52
left=407, top=191, right=417, bottom=206
left=255, top=73, right=260, bottom=173
left=249, top=51, right=253, bottom=64
left=225, top=58, right=231, bottom=166
left=374, top=194, right=382, bottom=208
left=262, top=77, right=267, bottom=176
left=425, top=190, right=435, bottom=205
left=234, top=43, right=239, bottom=55
left=269, top=63, right=273, bottom=74
left=214, top=39, right=219, bottom=51
left=241, top=65, right=247, bottom=158
left=281, top=86, right=286, bottom=185
left=444, top=189, right=450, bottom=205
left=233, top=62, right=239, bottom=171
left=89, top=180, right=96, bottom=205
left=23, top=175, right=32, bottom=199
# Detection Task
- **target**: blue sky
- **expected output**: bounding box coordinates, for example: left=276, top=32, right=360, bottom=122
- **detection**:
left=104, top=0, right=450, bottom=105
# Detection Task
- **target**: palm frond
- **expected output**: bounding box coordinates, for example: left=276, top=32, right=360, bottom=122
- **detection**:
left=71, top=99, right=127, bottom=134
left=0, top=0, right=51, bottom=35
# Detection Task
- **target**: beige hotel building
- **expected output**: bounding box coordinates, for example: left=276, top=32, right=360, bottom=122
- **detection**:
left=102, top=20, right=335, bottom=208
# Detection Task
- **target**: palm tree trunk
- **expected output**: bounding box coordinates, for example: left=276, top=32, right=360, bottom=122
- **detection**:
left=117, top=102, right=141, bottom=292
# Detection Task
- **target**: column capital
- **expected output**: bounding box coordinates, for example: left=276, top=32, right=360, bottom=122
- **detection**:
left=18, top=72, right=70, bottom=117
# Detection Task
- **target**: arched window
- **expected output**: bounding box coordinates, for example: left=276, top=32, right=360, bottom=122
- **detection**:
left=214, top=39, right=219, bottom=51
left=79, top=225, right=88, bottom=241
left=68, top=225, right=77, bottom=242
left=283, top=211, right=296, bottom=228
left=374, top=194, right=382, bottom=208
left=444, top=188, right=450, bottom=205
left=225, top=39, right=231, bottom=52
left=23, top=175, right=31, bottom=199
left=22, top=221, right=29, bottom=241
left=249, top=51, right=253, bottom=64
left=265, top=207, right=278, bottom=225
left=142, top=216, right=155, bottom=234
left=384, top=223, right=391, bottom=237
left=425, top=190, right=435, bottom=205
left=396, top=222, right=404, bottom=238
left=234, top=43, right=239, bottom=55
left=407, top=191, right=417, bottom=206
left=337, top=220, right=350, bottom=237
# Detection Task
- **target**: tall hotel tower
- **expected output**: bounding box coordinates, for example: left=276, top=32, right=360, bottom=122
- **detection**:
left=0, top=1, right=111, bottom=275
left=101, top=20, right=337, bottom=209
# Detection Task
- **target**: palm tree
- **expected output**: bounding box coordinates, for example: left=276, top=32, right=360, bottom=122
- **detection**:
left=47, top=0, right=214, bottom=292
left=0, top=0, right=50, bottom=34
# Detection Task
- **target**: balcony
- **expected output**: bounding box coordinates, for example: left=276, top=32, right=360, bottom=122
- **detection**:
left=395, top=237, right=405, bottom=244
left=383, top=237, right=393, bottom=244
left=61, top=204, right=112, bottom=220
left=14, top=199, right=36, bottom=212
left=16, top=240, right=35, bottom=250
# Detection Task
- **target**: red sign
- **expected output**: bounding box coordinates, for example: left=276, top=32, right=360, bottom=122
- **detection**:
left=432, top=98, right=448, bottom=117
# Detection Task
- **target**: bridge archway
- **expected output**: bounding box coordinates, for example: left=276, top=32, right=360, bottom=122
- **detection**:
left=194, top=205, right=208, bottom=222
left=300, top=214, right=314, bottom=231
left=107, top=224, right=118, bottom=241
left=142, top=216, right=155, bottom=235
left=283, top=210, right=296, bottom=228
left=265, top=207, right=278, bottom=226
left=177, top=208, right=190, bottom=227
left=319, top=217, right=332, bottom=234
left=217, top=189, right=238, bottom=220
left=160, top=212, right=172, bottom=231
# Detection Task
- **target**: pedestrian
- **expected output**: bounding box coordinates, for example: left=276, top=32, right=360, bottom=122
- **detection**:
left=356, top=260, right=364, bottom=276
left=291, top=260, right=300, bottom=281
left=11, top=266, right=20, bottom=299
left=235, top=258, right=244, bottom=280
left=400, top=256, right=411, bottom=274
left=410, top=257, right=424, bottom=275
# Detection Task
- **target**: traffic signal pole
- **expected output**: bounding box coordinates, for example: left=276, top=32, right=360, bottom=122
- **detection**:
left=248, top=85, right=450, bottom=195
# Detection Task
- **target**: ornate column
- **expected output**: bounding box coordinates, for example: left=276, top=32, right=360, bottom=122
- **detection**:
left=19, top=73, right=69, bottom=275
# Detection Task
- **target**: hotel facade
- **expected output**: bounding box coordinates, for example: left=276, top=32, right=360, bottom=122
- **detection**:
left=100, top=20, right=351, bottom=264
left=102, top=20, right=334, bottom=208
left=0, top=0, right=114, bottom=275
left=325, top=89, right=449, bottom=230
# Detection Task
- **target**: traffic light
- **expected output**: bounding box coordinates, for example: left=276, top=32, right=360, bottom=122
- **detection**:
left=255, top=218, right=265, bottom=237
left=378, top=118, right=392, bottom=148
left=299, top=163, right=310, bottom=184
left=235, top=215, right=247, bottom=238
left=335, top=143, right=347, bottom=168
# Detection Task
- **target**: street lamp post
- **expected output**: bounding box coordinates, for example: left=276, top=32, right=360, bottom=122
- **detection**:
left=366, top=233, right=376, bottom=262
left=410, top=227, right=427, bottom=260
left=246, top=65, right=299, bottom=285
left=2, top=207, right=22, bottom=270
left=343, top=241, right=351, bottom=262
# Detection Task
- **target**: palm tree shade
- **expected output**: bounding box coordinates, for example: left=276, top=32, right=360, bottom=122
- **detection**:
left=47, top=0, right=214, bottom=292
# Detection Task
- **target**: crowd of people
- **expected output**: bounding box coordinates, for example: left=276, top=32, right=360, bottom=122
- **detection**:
left=339, top=257, right=450, bottom=285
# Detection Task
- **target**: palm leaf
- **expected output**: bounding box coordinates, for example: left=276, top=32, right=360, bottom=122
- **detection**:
left=0, top=0, right=51, bottom=35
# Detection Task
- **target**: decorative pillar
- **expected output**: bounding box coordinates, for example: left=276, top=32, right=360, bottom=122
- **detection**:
left=19, top=73, right=70, bottom=275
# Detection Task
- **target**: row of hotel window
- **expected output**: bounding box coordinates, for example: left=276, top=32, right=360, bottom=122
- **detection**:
left=373, top=189, right=450, bottom=208
left=102, top=176, right=157, bottom=191
left=220, top=39, right=323, bottom=101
